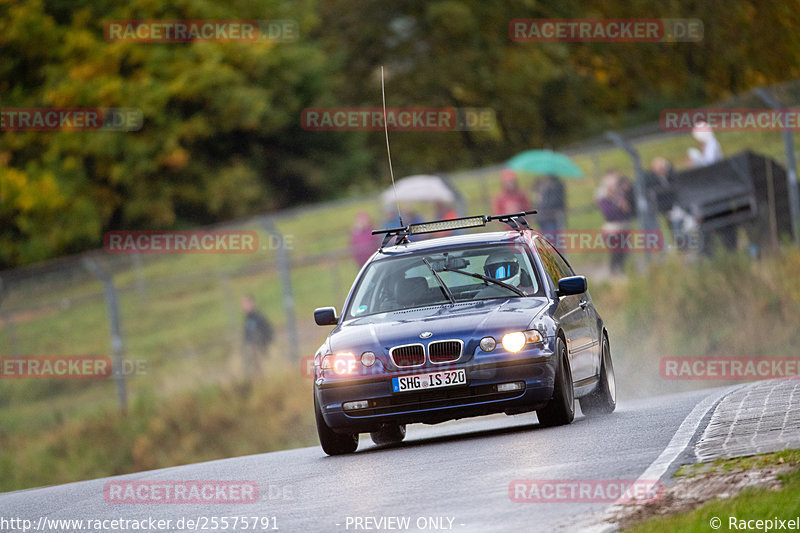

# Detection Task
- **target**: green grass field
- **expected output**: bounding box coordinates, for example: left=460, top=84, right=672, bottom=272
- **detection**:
left=626, top=449, right=800, bottom=532
left=1, top=126, right=799, bottom=492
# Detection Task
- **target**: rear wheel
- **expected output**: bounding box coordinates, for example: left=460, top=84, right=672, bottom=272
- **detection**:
left=314, top=395, right=358, bottom=455
left=537, top=336, right=575, bottom=427
left=579, top=334, right=616, bottom=416
left=370, top=424, right=406, bottom=446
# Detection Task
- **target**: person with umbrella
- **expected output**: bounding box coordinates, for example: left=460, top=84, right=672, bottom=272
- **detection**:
left=506, top=150, right=583, bottom=228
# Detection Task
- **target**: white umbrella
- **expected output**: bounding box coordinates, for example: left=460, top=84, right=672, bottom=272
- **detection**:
left=381, top=174, right=457, bottom=208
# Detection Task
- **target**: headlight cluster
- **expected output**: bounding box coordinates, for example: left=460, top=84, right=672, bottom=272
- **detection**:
left=501, top=329, right=544, bottom=353
left=320, top=351, right=376, bottom=375
left=478, top=330, right=543, bottom=353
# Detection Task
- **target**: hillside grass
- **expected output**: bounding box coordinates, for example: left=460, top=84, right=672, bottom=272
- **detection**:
left=1, top=127, right=799, bottom=491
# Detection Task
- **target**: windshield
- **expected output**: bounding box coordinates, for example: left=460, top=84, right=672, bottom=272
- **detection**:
left=346, top=244, right=542, bottom=318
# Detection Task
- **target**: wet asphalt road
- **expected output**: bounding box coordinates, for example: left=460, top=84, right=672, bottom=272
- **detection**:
left=0, top=387, right=729, bottom=533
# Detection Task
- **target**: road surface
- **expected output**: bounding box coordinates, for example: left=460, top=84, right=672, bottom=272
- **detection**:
left=0, top=386, right=736, bottom=533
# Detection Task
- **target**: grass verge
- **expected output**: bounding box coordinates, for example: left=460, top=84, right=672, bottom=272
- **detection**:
left=625, top=449, right=800, bottom=532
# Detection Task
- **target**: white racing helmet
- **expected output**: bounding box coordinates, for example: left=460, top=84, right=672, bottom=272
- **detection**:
left=483, top=249, right=521, bottom=286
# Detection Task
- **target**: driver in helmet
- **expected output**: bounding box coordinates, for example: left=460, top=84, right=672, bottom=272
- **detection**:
left=478, top=249, right=535, bottom=297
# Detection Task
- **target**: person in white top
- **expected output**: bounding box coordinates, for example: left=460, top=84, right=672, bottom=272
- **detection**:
left=687, top=121, right=723, bottom=166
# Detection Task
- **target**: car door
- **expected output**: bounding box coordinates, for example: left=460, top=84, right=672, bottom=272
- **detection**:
left=535, top=238, right=596, bottom=382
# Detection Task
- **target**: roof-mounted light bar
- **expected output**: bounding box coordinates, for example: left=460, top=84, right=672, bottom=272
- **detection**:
left=372, top=210, right=538, bottom=249
left=409, top=215, right=487, bottom=235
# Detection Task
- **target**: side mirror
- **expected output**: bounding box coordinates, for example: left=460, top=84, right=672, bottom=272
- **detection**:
left=556, top=276, right=587, bottom=296
left=314, top=306, right=339, bottom=326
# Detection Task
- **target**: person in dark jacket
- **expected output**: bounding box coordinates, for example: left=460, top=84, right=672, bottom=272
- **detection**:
left=533, top=174, right=566, bottom=231
left=646, top=157, right=677, bottom=216
left=241, top=294, right=273, bottom=375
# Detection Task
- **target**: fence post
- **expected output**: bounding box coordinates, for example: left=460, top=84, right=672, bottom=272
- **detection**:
left=0, top=277, right=20, bottom=356
left=131, top=253, right=148, bottom=303
left=604, top=131, right=660, bottom=255
left=754, top=88, right=800, bottom=245
left=260, top=219, right=300, bottom=362
left=82, top=257, right=128, bottom=413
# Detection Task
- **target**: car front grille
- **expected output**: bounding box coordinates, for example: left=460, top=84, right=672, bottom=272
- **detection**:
left=428, top=340, right=463, bottom=363
left=390, top=344, right=425, bottom=367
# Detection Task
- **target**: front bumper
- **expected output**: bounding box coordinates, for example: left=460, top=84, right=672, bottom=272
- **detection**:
left=315, top=349, right=557, bottom=433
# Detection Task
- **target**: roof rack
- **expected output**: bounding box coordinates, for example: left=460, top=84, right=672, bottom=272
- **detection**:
left=372, top=210, right=538, bottom=249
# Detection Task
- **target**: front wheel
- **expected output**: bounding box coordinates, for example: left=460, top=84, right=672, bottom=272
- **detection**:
left=579, top=335, right=616, bottom=416
left=537, top=336, right=575, bottom=427
left=314, top=394, right=358, bottom=456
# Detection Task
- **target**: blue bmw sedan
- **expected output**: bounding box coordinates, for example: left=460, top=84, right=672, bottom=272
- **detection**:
left=312, top=212, right=615, bottom=455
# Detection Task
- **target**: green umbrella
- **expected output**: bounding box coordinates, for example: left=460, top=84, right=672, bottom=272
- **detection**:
left=507, top=149, right=584, bottom=178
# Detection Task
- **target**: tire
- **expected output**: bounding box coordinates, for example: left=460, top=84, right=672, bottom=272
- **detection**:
left=314, top=394, right=358, bottom=456
left=370, top=424, right=406, bottom=446
left=537, top=336, right=575, bottom=427
left=579, top=334, right=616, bottom=416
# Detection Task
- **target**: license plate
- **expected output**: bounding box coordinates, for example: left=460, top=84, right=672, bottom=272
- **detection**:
left=392, top=369, right=467, bottom=393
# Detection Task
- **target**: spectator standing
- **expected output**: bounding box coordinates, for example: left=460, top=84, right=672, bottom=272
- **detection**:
left=533, top=174, right=566, bottom=231
left=241, top=294, right=273, bottom=376
left=688, top=121, right=723, bottom=167
left=492, top=170, right=530, bottom=215
left=647, top=157, right=686, bottom=248
left=350, top=211, right=378, bottom=266
left=596, top=171, right=634, bottom=274
left=646, top=157, right=677, bottom=216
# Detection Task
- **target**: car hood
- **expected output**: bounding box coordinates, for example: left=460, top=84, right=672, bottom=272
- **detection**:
left=328, top=297, right=549, bottom=353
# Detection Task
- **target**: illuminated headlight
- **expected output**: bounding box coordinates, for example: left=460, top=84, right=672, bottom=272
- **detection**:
left=321, top=353, right=358, bottom=375
left=501, top=330, right=544, bottom=353
left=501, top=332, right=527, bottom=353
left=343, top=400, right=369, bottom=411
left=360, top=351, right=376, bottom=367
left=479, top=336, right=497, bottom=352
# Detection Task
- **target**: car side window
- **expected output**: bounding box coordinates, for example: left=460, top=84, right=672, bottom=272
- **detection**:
left=534, top=239, right=562, bottom=289
left=541, top=239, right=574, bottom=278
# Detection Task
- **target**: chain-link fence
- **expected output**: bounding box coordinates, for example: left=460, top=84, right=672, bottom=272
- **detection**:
left=2, top=80, right=799, bottom=417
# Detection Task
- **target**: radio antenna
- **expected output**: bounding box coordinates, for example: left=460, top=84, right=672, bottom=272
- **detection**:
left=381, top=65, right=404, bottom=228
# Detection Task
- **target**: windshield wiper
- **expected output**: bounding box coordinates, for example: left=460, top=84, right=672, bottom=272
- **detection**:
left=442, top=267, right=526, bottom=297
left=421, top=257, right=456, bottom=304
